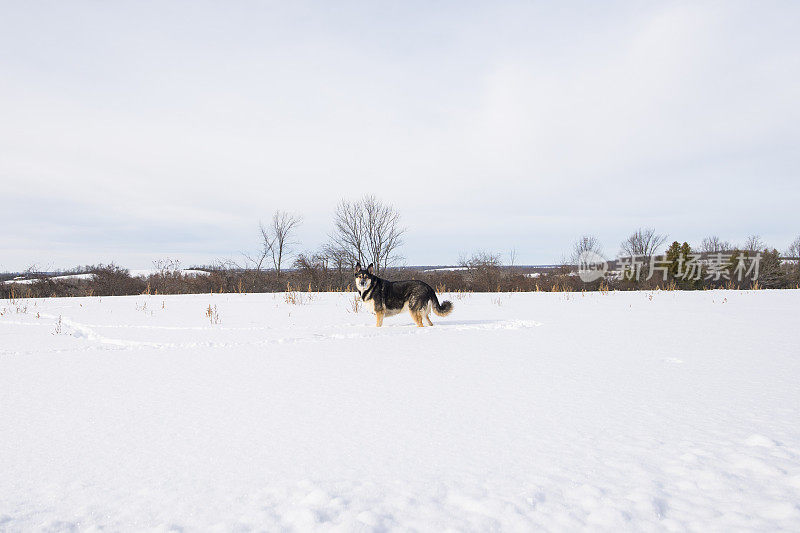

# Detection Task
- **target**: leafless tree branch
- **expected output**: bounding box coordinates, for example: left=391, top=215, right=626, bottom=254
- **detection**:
left=253, top=211, right=302, bottom=275
left=330, top=196, right=404, bottom=273
left=743, top=234, right=765, bottom=253
left=619, top=227, right=667, bottom=260
left=570, top=235, right=604, bottom=264
left=700, top=236, right=733, bottom=254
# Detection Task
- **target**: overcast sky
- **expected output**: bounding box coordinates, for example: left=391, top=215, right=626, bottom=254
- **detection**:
left=1, top=1, right=798, bottom=271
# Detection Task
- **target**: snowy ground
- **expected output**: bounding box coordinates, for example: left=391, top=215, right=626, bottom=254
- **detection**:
left=1, top=289, right=799, bottom=531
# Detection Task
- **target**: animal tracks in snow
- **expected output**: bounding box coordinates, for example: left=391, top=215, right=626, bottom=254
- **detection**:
left=4, top=310, right=543, bottom=355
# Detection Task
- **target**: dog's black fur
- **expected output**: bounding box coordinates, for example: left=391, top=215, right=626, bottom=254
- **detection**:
left=354, top=262, right=453, bottom=327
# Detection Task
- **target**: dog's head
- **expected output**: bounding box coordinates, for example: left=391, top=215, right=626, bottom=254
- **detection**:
left=354, top=262, right=374, bottom=292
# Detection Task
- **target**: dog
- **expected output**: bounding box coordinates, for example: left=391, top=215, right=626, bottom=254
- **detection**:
left=354, top=262, right=453, bottom=327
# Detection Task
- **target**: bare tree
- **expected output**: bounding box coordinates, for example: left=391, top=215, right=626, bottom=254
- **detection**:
left=153, top=258, right=181, bottom=276
left=787, top=235, right=800, bottom=259
left=619, top=228, right=667, bottom=260
left=322, top=241, right=351, bottom=287
left=241, top=247, right=267, bottom=273
left=292, top=252, right=324, bottom=286
left=743, top=234, right=765, bottom=253
left=508, top=248, right=518, bottom=269
left=570, top=235, right=604, bottom=264
left=213, top=258, right=241, bottom=273
left=700, top=236, right=732, bottom=254
left=458, top=251, right=503, bottom=291
left=330, top=196, right=404, bottom=274
left=331, top=199, right=366, bottom=268
left=257, top=210, right=302, bottom=275
left=363, top=195, right=404, bottom=273
left=787, top=235, right=800, bottom=273
left=458, top=251, right=503, bottom=269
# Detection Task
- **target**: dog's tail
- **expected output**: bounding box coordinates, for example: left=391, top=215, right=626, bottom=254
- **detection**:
left=431, top=292, right=453, bottom=317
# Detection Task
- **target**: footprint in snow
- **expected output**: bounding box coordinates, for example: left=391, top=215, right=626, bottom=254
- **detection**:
left=745, top=434, right=779, bottom=448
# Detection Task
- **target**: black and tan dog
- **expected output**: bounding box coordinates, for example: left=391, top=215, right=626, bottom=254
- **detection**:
left=354, top=262, right=453, bottom=327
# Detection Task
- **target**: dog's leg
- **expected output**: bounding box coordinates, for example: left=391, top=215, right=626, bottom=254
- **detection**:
left=376, top=310, right=384, bottom=327
left=425, top=302, right=434, bottom=326
left=410, top=309, right=424, bottom=327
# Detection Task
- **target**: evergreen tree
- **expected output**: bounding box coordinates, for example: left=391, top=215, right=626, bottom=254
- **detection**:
left=665, top=241, right=699, bottom=289
left=665, top=241, right=682, bottom=281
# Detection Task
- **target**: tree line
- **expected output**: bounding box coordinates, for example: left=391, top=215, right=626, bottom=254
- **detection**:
left=568, top=229, right=800, bottom=290
left=2, top=201, right=799, bottom=298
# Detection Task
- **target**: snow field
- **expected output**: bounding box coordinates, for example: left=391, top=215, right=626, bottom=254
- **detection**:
left=1, top=289, right=799, bottom=531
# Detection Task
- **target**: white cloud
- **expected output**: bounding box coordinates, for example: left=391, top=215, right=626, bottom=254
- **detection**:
left=0, top=1, right=797, bottom=270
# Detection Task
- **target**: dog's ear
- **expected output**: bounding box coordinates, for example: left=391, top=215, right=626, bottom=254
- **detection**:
left=354, top=262, right=361, bottom=273
left=367, top=263, right=374, bottom=274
